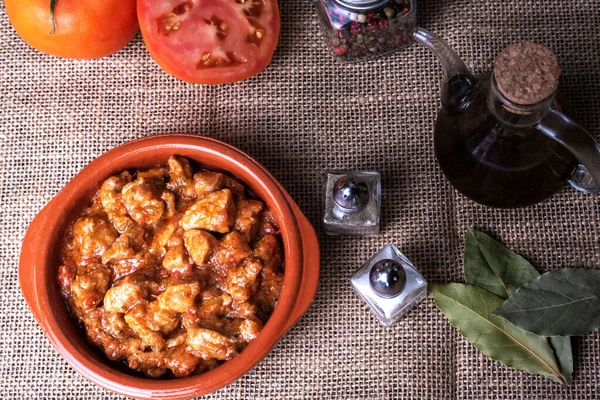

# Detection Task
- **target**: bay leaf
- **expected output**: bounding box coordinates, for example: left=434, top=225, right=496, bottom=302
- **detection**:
left=429, top=283, right=566, bottom=384
left=463, top=228, right=572, bottom=383
left=494, top=268, right=600, bottom=336
left=548, top=336, right=573, bottom=384
left=464, top=228, right=539, bottom=298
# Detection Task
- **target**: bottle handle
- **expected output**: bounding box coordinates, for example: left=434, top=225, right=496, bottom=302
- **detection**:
left=536, top=109, right=600, bottom=194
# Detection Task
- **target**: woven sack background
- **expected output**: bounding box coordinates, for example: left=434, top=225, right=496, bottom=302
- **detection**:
left=1, top=0, right=599, bottom=398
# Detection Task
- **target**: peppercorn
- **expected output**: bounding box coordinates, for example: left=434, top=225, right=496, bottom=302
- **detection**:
left=366, top=20, right=378, bottom=33
left=335, top=45, right=348, bottom=55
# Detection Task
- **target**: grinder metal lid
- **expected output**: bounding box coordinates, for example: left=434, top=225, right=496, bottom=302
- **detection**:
left=333, top=0, right=391, bottom=12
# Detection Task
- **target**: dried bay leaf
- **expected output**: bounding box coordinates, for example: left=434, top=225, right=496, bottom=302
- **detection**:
left=430, top=283, right=566, bottom=385
left=548, top=336, right=573, bottom=384
left=464, top=228, right=539, bottom=298
left=494, top=269, right=600, bottom=337
left=464, top=228, right=572, bottom=383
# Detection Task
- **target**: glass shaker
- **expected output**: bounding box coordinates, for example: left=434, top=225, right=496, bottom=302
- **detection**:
left=316, top=0, right=417, bottom=61
left=323, top=170, right=381, bottom=236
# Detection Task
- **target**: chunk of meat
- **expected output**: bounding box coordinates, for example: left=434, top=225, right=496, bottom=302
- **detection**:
left=146, top=301, right=180, bottom=334
left=197, top=288, right=233, bottom=319
left=150, top=218, right=179, bottom=258
left=228, top=300, right=257, bottom=320
left=101, top=226, right=153, bottom=278
left=180, top=189, right=236, bottom=233
left=166, top=332, right=187, bottom=348
left=162, top=242, right=193, bottom=274
left=257, top=209, right=280, bottom=237
left=86, top=194, right=106, bottom=217
left=103, top=281, right=147, bottom=314
left=102, top=225, right=149, bottom=264
left=234, top=200, right=264, bottom=243
left=184, top=229, right=218, bottom=266
left=193, top=172, right=226, bottom=195
left=223, top=176, right=245, bottom=198
left=252, top=234, right=283, bottom=273
left=193, top=172, right=244, bottom=197
left=181, top=310, right=200, bottom=330
left=186, top=327, right=238, bottom=360
left=254, top=270, right=284, bottom=322
left=137, top=165, right=170, bottom=180
left=212, top=231, right=252, bottom=271
left=239, top=319, right=263, bottom=342
left=124, top=304, right=166, bottom=351
left=166, top=156, right=196, bottom=199
left=57, top=264, right=76, bottom=297
left=127, top=351, right=167, bottom=378
left=71, top=217, right=118, bottom=261
left=101, top=310, right=133, bottom=340
left=121, top=177, right=165, bottom=227
left=68, top=263, right=112, bottom=317
left=99, top=171, right=133, bottom=232
left=226, top=258, right=262, bottom=303
left=165, top=346, right=201, bottom=378
left=158, top=282, right=201, bottom=313
left=167, top=226, right=185, bottom=248
left=83, top=308, right=143, bottom=361
left=161, top=191, right=177, bottom=219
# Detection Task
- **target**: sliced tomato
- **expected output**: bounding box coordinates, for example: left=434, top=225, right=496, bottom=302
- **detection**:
left=138, top=0, right=280, bottom=84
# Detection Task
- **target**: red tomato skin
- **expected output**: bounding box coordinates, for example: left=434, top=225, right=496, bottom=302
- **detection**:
left=137, top=0, right=280, bottom=85
left=5, top=0, right=139, bottom=59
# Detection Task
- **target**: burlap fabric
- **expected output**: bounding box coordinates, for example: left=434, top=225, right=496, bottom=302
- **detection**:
left=2, top=0, right=599, bottom=398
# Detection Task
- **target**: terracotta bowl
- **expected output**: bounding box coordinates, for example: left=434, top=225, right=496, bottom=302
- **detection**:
left=19, top=134, right=320, bottom=399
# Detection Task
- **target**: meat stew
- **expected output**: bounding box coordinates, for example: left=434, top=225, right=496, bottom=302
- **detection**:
left=57, top=156, right=284, bottom=378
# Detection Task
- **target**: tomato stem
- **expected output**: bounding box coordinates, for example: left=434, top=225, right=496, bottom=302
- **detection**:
left=49, top=0, right=57, bottom=34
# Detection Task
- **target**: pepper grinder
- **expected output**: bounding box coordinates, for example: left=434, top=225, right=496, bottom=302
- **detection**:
left=323, top=170, right=381, bottom=236
left=350, top=243, right=427, bottom=326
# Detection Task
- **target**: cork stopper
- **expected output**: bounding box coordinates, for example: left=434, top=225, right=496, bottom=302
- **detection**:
left=494, top=41, right=561, bottom=105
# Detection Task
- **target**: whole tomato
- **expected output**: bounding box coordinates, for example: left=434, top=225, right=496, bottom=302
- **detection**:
left=5, top=0, right=138, bottom=59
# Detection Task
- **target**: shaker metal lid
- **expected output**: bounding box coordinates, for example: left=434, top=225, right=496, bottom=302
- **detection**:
left=494, top=41, right=561, bottom=105
left=369, top=259, right=407, bottom=298
left=333, top=0, right=391, bottom=12
left=332, top=175, right=369, bottom=212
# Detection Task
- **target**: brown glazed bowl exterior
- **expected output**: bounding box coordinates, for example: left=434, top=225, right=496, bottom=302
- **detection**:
left=19, top=134, right=320, bottom=399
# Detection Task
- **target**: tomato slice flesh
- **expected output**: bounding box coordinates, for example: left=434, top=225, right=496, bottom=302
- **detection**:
left=138, top=0, right=280, bottom=84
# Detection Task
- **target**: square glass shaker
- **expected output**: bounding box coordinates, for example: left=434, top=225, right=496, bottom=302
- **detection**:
left=350, top=244, right=427, bottom=326
left=315, top=0, right=418, bottom=61
left=323, top=170, right=381, bottom=236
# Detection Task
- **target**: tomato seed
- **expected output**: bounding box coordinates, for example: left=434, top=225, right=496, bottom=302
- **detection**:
left=172, top=2, right=192, bottom=15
